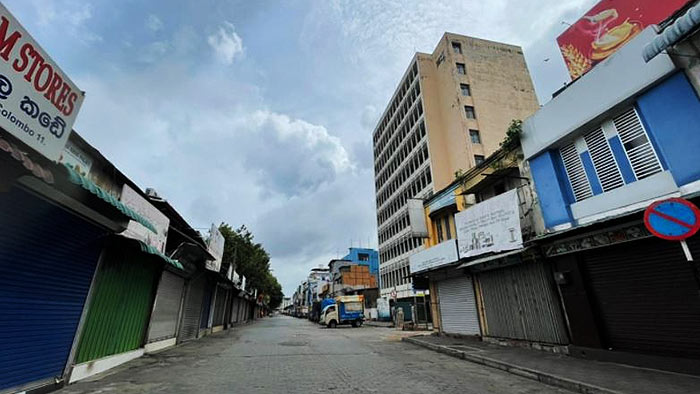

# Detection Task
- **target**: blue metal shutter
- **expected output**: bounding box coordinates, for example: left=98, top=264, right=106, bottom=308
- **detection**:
left=0, top=187, right=105, bottom=392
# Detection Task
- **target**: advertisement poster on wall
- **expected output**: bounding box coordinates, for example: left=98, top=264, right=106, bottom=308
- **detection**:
left=557, top=0, right=687, bottom=79
left=0, top=4, right=85, bottom=161
left=455, top=189, right=522, bottom=259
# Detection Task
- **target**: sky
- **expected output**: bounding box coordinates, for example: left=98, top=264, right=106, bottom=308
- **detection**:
left=4, top=0, right=597, bottom=296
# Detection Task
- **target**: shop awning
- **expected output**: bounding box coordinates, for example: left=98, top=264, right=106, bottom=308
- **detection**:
left=643, top=3, right=700, bottom=62
left=63, top=164, right=157, bottom=234
left=457, top=247, right=529, bottom=269
left=136, top=240, right=183, bottom=270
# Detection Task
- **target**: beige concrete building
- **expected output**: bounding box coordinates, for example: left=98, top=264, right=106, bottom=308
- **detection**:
left=373, top=32, right=539, bottom=300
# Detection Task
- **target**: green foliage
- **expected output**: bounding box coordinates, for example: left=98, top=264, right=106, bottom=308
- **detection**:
left=219, top=223, right=284, bottom=309
left=500, top=119, right=523, bottom=151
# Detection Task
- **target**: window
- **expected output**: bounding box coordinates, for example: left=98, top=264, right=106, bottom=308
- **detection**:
left=456, top=63, right=466, bottom=75
left=358, top=253, right=369, bottom=261
left=452, top=42, right=462, bottom=54
left=464, top=106, right=476, bottom=119
left=558, top=107, right=662, bottom=203
left=460, top=83, right=471, bottom=96
left=613, top=108, right=662, bottom=180
left=444, top=216, right=452, bottom=239
left=469, top=129, right=481, bottom=144
left=583, top=126, right=623, bottom=192
left=436, top=220, right=444, bottom=242
left=474, top=155, right=485, bottom=165
left=494, top=182, right=506, bottom=195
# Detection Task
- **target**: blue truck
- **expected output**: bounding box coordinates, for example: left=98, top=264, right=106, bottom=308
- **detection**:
left=318, top=295, right=364, bottom=328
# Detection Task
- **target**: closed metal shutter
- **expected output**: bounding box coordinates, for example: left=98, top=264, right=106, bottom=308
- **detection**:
left=213, top=286, right=227, bottom=326
left=478, top=261, right=569, bottom=344
left=75, top=245, right=160, bottom=363
left=147, top=271, right=185, bottom=342
left=0, top=187, right=105, bottom=392
left=200, top=282, right=214, bottom=329
left=583, top=237, right=700, bottom=358
left=230, top=296, right=240, bottom=324
left=437, top=276, right=480, bottom=335
left=178, top=274, right=205, bottom=342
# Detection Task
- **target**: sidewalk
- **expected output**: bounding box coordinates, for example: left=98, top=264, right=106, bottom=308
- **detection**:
left=403, top=335, right=700, bottom=394
left=363, top=320, right=393, bottom=327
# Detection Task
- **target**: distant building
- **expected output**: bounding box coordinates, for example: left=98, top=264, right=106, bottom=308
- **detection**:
left=373, top=32, right=539, bottom=301
left=341, top=247, right=379, bottom=278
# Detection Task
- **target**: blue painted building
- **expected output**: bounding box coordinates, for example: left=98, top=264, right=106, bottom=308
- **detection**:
left=521, top=18, right=700, bottom=370
left=341, top=248, right=380, bottom=278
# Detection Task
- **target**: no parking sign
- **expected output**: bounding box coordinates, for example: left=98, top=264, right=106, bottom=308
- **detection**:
left=644, top=198, right=700, bottom=261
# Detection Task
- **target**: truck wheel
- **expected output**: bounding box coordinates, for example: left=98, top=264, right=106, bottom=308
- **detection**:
left=328, top=320, right=337, bottom=328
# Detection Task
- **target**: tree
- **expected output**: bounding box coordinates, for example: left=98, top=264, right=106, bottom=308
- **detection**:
left=219, top=223, right=284, bottom=309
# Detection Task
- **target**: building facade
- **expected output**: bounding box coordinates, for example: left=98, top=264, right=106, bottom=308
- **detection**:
left=373, top=32, right=539, bottom=300
left=523, top=13, right=700, bottom=369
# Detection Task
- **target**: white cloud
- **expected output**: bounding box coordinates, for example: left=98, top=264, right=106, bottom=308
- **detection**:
left=240, top=110, right=353, bottom=197
left=207, top=21, right=244, bottom=65
left=146, top=14, right=164, bottom=32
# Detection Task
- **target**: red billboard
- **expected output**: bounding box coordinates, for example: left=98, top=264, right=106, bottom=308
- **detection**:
left=557, top=0, right=688, bottom=79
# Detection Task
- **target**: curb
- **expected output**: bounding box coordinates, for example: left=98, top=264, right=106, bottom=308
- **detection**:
left=402, top=337, right=623, bottom=394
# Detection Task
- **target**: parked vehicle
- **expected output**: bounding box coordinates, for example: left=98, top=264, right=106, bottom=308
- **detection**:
left=319, top=295, right=364, bottom=328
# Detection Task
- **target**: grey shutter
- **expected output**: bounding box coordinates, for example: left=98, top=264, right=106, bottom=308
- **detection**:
left=148, top=271, right=185, bottom=342
left=178, top=274, right=205, bottom=342
left=477, top=261, right=569, bottom=344
left=437, top=276, right=480, bottom=335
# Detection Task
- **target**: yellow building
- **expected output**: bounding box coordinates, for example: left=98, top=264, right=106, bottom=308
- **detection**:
left=373, top=33, right=539, bottom=300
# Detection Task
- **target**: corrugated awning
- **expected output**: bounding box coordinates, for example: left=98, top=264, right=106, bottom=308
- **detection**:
left=63, top=163, right=157, bottom=234
left=643, top=3, right=700, bottom=62
left=136, top=239, right=183, bottom=270
left=457, top=247, right=529, bottom=269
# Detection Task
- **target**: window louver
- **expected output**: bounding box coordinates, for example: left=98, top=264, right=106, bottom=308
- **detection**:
left=583, top=126, right=624, bottom=192
left=613, top=108, right=662, bottom=180
left=560, top=142, right=592, bottom=202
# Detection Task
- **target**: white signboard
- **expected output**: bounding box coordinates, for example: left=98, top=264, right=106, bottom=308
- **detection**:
left=456, top=189, right=522, bottom=259
left=59, top=140, right=92, bottom=176
left=377, top=297, right=390, bottom=319
left=409, top=238, right=458, bottom=274
left=120, top=185, right=169, bottom=253
left=0, top=4, right=84, bottom=161
left=205, top=224, right=225, bottom=272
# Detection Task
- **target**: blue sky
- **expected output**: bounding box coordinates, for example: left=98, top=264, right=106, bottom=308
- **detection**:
left=4, top=0, right=597, bottom=295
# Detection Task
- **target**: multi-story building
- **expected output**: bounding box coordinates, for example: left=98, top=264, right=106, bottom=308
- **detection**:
left=373, top=32, right=539, bottom=300
left=341, top=247, right=379, bottom=279
left=522, top=8, right=700, bottom=370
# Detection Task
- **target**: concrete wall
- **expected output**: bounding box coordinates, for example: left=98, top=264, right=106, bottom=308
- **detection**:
left=421, top=34, right=539, bottom=191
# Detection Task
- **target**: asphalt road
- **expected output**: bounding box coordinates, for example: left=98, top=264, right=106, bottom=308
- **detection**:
left=60, top=316, right=568, bottom=394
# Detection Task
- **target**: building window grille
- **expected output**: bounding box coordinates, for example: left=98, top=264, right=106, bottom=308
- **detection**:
left=613, top=107, right=663, bottom=180
left=583, top=126, right=624, bottom=192
left=560, top=142, right=593, bottom=202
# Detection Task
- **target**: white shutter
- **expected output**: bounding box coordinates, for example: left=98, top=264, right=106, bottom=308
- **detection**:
left=560, top=142, right=592, bottom=202
left=438, top=276, right=480, bottom=335
left=583, top=127, right=624, bottom=192
left=613, top=108, right=662, bottom=180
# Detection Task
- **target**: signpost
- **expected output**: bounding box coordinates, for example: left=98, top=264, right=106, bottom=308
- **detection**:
left=644, top=198, right=700, bottom=261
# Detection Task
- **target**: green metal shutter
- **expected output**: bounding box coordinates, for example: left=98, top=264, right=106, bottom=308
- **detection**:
left=74, top=245, right=160, bottom=363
